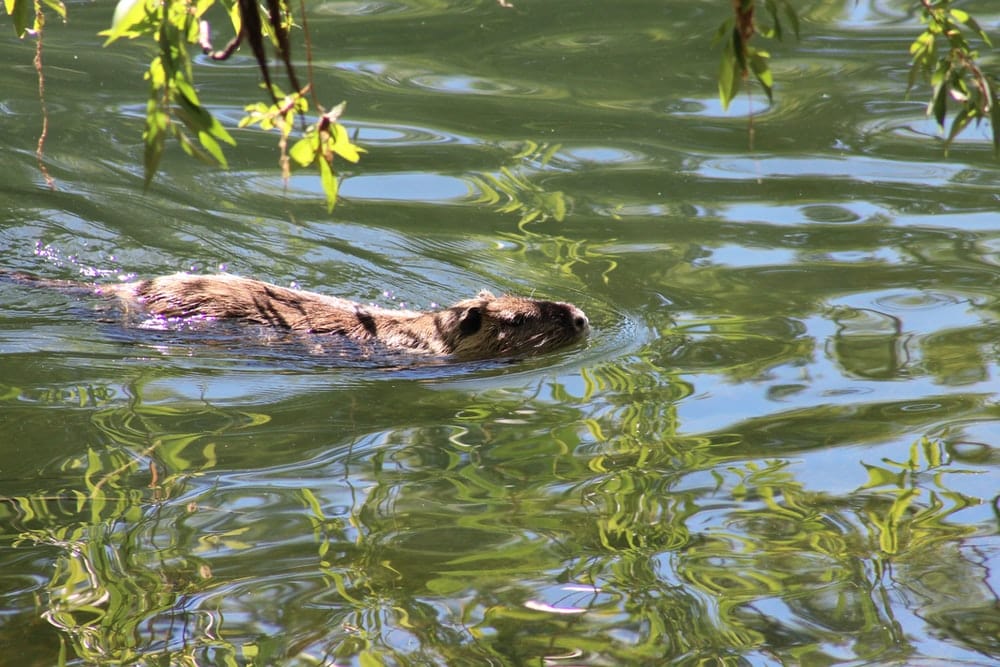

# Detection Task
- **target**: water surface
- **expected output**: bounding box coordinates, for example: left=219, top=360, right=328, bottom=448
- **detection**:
left=1, top=1, right=998, bottom=665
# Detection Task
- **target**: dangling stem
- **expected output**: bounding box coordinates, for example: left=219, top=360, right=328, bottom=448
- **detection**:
left=34, top=3, right=55, bottom=190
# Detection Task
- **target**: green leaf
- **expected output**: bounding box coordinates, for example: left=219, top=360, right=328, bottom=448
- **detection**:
left=174, top=92, right=235, bottom=151
left=945, top=106, right=971, bottom=152
left=718, top=51, right=738, bottom=110
left=712, top=17, right=732, bottom=45
left=318, top=155, right=339, bottom=213
left=930, top=82, right=948, bottom=128
left=749, top=50, right=774, bottom=102
left=146, top=55, right=166, bottom=88
left=782, top=1, right=800, bottom=39
left=197, top=130, right=228, bottom=167
left=173, top=74, right=201, bottom=109
left=961, top=14, right=992, bottom=47
left=209, top=117, right=235, bottom=145
left=175, top=130, right=223, bottom=167
left=762, top=0, right=781, bottom=41
left=910, top=30, right=934, bottom=60
left=732, top=26, right=747, bottom=73
left=143, top=100, right=167, bottom=190
left=8, top=0, right=34, bottom=37
left=103, top=0, right=150, bottom=44
left=44, top=0, right=65, bottom=18
left=330, top=124, right=363, bottom=163
left=948, top=8, right=969, bottom=24
left=906, top=63, right=921, bottom=95
left=227, top=0, right=241, bottom=35
left=289, top=137, right=317, bottom=167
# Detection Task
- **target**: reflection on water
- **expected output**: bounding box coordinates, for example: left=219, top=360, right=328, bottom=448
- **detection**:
left=698, top=154, right=966, bottom=184
left=2, top=0, right=999, bottom=664
left=341, top=172, right=470, bottom=202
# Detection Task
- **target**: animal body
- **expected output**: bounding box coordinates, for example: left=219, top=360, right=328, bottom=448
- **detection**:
left=79, top=273, right=590, bottom=358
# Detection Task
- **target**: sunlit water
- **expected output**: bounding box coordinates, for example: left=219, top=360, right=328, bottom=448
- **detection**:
left=1, top=1, right=998, bottom=665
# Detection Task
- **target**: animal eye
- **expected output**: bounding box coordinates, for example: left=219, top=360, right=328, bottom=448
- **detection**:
left=459, top=306, right=483, bottom=335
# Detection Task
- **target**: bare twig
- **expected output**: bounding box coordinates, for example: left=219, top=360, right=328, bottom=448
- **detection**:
left=34, top=8, right=55, bottom=190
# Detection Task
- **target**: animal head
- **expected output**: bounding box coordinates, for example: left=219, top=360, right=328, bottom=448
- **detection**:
left=441, top=290, right=589, bottom=358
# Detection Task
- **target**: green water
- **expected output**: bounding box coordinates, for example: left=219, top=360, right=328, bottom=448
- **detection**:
left=2, top=1, right=999, bottom=665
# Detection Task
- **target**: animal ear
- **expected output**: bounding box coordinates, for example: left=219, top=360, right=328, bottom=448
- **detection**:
left=459, top=306, right=483, bottom=335
left=477, top=290, right=496, bottom=301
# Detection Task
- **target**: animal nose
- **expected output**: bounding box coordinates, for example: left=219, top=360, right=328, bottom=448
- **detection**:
left=573, top=312, right=589, bottom=332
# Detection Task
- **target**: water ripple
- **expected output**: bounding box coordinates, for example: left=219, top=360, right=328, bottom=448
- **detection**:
left=339, top=172, right=470, bottom=202
left=512, top=28, right=675, bottom=55
left=670, top=95, right=772, bottom=119
left=409, top=73, right=560, bottom=98
left=698, top=154, right=964, bottom=186
left=354, top=121, right=473, bottom=146
left=341, top=59, right=568, bottom=100
left=560, top=146, right=646, bottom=166
left=314, top=0, right=410, bottom=17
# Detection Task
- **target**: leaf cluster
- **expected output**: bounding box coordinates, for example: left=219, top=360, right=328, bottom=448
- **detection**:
left=243, top=96, right=364, bottom=212
left=104, top=0, right=238, bottom=187
left=908, top=0, right=1000, bottom=154
left=715, top=0, right=799, bottom=111
left=100, top=0, right=363, bottom=209
left=5, top=0, right=361, bottom=210
left=717, top=0, right=999, bottom=153
left=6, top=0, right=1000, bottom=205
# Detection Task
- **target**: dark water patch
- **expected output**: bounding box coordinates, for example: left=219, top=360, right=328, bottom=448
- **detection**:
left=800, top=204, right=865, bottom=224
left=696, top=393, right=995, bottom=455
left=559, top=145, right=646, bottom=166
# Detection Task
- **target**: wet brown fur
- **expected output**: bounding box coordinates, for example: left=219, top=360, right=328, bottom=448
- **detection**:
left=99, top=273, right=589, bottom=358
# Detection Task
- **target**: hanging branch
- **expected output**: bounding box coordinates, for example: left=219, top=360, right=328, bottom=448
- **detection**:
left=99, top=0, right=362, bottom=211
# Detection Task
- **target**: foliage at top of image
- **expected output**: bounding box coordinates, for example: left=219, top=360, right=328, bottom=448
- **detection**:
left=718, top=0, right=999, bottom=154
left=2, top=0, right=999, bottom=212
left=5, top=0, right=362, bottom=212
left=908, top=0, right=1000, bottom=154
left=716, top=0, right=799, bottom=111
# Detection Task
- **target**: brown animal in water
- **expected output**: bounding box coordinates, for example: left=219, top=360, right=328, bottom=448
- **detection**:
left=94, top=273, right=589, bottom=358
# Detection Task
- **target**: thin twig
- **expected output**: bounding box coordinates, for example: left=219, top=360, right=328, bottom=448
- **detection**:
left=299, top=0, right=319, bottom=112
left=34, top=8, right=56, bottom=190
